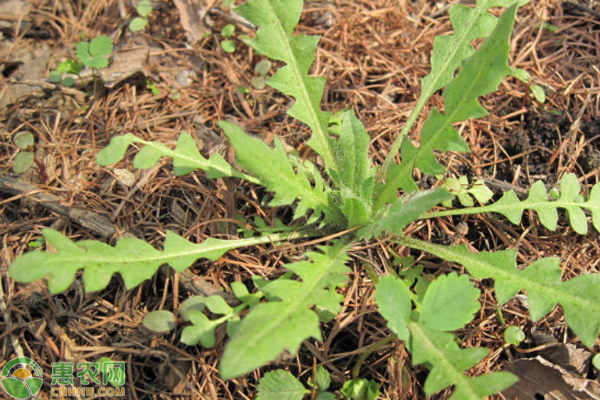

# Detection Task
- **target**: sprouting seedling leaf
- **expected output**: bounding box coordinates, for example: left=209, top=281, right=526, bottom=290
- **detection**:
left=181, top=310, right=220, bottom=347
left=76, top=35, right=113, bottom=69
left=142, top=310, right=177, bottom=333
left=340, top=379, right=380, bottom=400
left=221, top=40, right=236, bottom=53
left=136, top=0, right=153, bottom=17
left=442, top=177, right=494, bottom=207
left=250, top=76, right=266, bottom=89
left=254, top=59, right=271, bottom=76
left=13, top=131, right=34, bottom=149
left=504, top=326, right=525, bottom=345
left=13, top=152, right=34, bottom=174
left=129, top=17, right=149, bottom=32
left=179, top=296, right=206, bottom=321
left=57, top=59, right=83, bottom=75
left=205, top=295, right=233, bottom=315
left=256, top=369, right=309, bottom=400
left=593, top=354, right=600, bottom=371
left=221, top=23, right=236, bottom=38
left=314, top=365, right=330, bottom=391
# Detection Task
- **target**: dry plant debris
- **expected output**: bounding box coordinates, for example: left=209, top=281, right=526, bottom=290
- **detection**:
left=1, top=0, right=599, bottom=398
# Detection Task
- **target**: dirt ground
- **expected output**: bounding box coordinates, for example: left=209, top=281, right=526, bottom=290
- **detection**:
left=1, top=0, right=600, bottom=399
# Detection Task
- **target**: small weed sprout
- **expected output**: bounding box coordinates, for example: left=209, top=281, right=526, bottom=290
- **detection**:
left=12, top=131, right=35, bottom=174
left=129, top=0, right=154, bottom=32
left=220, top=24, right=237, bottom=53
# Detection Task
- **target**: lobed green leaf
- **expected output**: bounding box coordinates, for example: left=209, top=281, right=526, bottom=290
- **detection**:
left=220, top=121, right=336, bottom=222
left=235, top=0, right=335, bottom=171
left=220, top=243, right=350, bottom=379
left=396, top=235, right=600, bottom=347
left=9, top=229, right=304, bottom=294
left=378, top=2, right=521, bottom=206
left=419, top=273, right=480, bottom=331
left=256, top=370, right=309, bottom=400
left=96, top=132, right=256, bottom=182
left=430, top=174, right=600, bottom=235
left=371, top=188, right=452, bottom=237
left=409, top=323, right=518, bottom=399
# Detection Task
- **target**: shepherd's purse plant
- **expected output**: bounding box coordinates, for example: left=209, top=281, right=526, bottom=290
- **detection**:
left=10, top=0, right=600, bottom=398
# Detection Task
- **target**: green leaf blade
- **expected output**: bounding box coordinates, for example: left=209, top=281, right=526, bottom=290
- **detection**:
left=419, top=273, right=480, bottom=331
left=220, top=243, right=350, bottom=379
left=256, top=370, right=309, bottom=400
left=372, top=188, right=452, bottom=237
left=9, top=229, right=298, bottom=294
left=220, top=121, right=333, bottom=220
left=235, top=0, right=335, bottom=171
left=375, top=275, right=412, bottom=341
left=396, top=235, right=600, bottom=347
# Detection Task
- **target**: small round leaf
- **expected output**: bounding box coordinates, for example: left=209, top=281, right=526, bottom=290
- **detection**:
left=251, top=76, right=265, bottom=89
left=221, top=24, right=235, bottom=38
left=593, top=354, right=600, bottom=371
left=136, top=0, right=153, bottom=17
left=62, top=76, right=76, bottom=87
left=48, top=70, right=63, bottom=83
left=179, top=296, right=206, bottom=321
left=129, top=17, right=148, bottom=32
left=14, top=131, right=34, bottom=149
left=504, top=326, right=525, bottom=345
left=90, top=35, right=114, bottom=57
left=142, top=310, right=177, bottom=333
left=220, top=40, right=236, bottom=53
left=13, top=151, right=34, bottom=174
left=254, top=59, right=271, bottom=76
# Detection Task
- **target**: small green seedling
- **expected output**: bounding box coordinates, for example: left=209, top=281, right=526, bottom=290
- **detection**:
left=146, top=79, right=161, bottom=95
left=142, top=310, right=177, bottom=333
left=256, top=367, right=376, bottom=400
left=12, top=131, right=35, bottom=174
left=340, top=379, right=380, bottom=400
left=76, top=35, right=113, bottom=70
left=504, top=326, right=525, bottom=345
left=97, top=357, right=124, bottom=387
left=251, top=59, right=271, bottom=89
left=129, top=0, right=154, bottom=32
left=441, top=176, right=494, bottom=207
left=220, top=24, right=237, bottom=53
left=48, top=59, right=83, bottom=86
